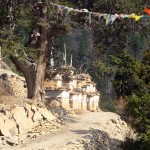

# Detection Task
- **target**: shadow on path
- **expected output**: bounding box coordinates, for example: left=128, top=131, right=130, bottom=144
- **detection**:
left=71, top=128, right=122, bottom=150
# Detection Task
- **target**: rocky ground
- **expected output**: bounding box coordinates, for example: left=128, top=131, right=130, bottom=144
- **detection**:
left=0, top=102, right=61, bottom=149
left=0, top=64, right=136, bottom=150
left=1, top=110, right=136, bottom=150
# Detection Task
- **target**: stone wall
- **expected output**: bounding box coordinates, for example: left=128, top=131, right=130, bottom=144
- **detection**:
left=0, top=104, right=60, bottom=146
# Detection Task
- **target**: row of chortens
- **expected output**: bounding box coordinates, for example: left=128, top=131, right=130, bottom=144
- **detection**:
left=43, top=44, right=100, bottom=111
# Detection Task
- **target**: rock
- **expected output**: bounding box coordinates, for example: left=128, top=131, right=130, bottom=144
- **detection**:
left=116, top=124, right=121, bottom=129
left=12, top=106, right=34, bottom=133
left=17, top=123, right=25, bottom=134
left=0, top=113, right=8, bottom=121
left=121, top=121, right=127, bottom=127
left=6, top=136, right=19, bottom=145
left=110, top=119, right=117, bottom=124
left=31, top=105, right=38, bottom=112
left=27, top=117, right=36, bottom=129
left=18, top=134, right=27, bottom=144
left=50, top=100, right=61, bottom=107
left=5, top=110, right=11, bottom=118
left=0, top=140, right=2, bottom=147
left=33, top=111, right=43, bottom=122
left=38, top=107, right=56, bottom=121
left=0, top=61, right=11, bottom=70
left=24, top=104, right=34, bottom=119
left=0, top=104, right=61, bottom=146
left=2, top=139, right=6, bottom=145
left=0, top=73, right=8, bottom=80
left=1, top=119, right=17, bottom=137
left=11, top=107, right=27, bottom=122
left=9, top=126, right=18, bottom=136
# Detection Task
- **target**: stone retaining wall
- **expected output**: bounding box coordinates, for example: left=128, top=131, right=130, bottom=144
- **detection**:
left=0, top=104, right=60, bottom=147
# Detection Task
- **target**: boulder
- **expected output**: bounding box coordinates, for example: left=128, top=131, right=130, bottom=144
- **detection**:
left=9, top=126, right=18, bottom=136
left=0, top=104, right=60, bottom=146
left=17, top=123, right=25, bottom=134
left=32, top=111, right=43, bottom=122
left=24, top=104, right=34, bottom=118
left=11, top=106, right=30, bottom=133
left=11, top=107, right=27, bottom=122
left=15, top=106, right=38, bottom=132
left=0, top=73, right=8, bottom=80
left=0, top=113, right=9, bottom=121
left=6, top=136, right=19, bottom=145
left=26, top=118, right=37, bottom=129
left=1, top=119, right=17, bottom=137
left=38, top=107, right=56, bottom=121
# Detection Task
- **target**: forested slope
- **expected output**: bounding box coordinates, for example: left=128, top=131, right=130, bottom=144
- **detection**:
left=0, top=0, right=150, bottom=149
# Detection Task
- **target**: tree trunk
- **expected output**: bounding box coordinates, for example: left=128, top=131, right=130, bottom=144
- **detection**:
left=11, top=57, right=36, bottom=98
left=32, top=2, right=49, bottom=103
left=32, top=27, right=50, bottom=103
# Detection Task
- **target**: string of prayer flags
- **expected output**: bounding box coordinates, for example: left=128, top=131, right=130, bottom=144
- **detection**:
left=89, top=12, right=92, bottom=24
left=93, top=13, right=103, bottom=21
left=142, top=15, right=150, bottom=18
left=103, top=14, right=110, bottom=25
left=50, top=2, right=150, bottom=25
left=144, top=7, right=150, bottom=16
left=128, top=13, right=143, bottom=21
left=109, top=14, right=119, bottom=24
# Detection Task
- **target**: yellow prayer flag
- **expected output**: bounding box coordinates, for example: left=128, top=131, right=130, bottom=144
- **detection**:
left=128, top=13, right=136, bottom=18
left=128, top=13, right=142, bottom=21
left=134, top=15, right=142, bottom=21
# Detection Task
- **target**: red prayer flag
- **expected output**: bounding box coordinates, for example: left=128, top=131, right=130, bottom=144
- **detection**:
left=144, top=7, right=150, bottom=16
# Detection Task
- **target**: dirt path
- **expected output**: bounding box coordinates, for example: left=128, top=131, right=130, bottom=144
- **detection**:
left=3, top=111, right=132, bottom=150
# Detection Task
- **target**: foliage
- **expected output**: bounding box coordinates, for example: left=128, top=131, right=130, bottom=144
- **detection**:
left=0, top=0, right=73, bottom=64
left=124, top=94, right=150, bottom=150
left=100, top=97, right=116, bottom=112
left=121, top=137, right=142, bottom=150
left=127, top=94, right=150, bottom=133
left=94, top=75, right=116, bottom=112
left=111, top=51, right=146, bottom=98
left=140, top=49, right=150, bottom=91
left=78, top=37, right=86, bottom=61
left=0, top=1, right=150, bottom=148
left=93, top=59, right=112, bottom=77
left=54, top=28, right=91, bottom=69
left=0, top=0, right=76, bottom=100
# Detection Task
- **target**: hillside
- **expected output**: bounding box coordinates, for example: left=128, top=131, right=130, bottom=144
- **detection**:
left=2, top=111, right=136, bottom=150
left=0, top=0, right=150, bottom=149
left=0, top=66, right=136, bottom=150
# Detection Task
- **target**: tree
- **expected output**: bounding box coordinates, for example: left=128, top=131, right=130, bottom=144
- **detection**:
left=111, top=51, right=145, bottom=99
left=126, top=93, right=150, bottom=149
left=66, top=0, right=150, bottom=112
left=112, top=49, right=150, bottom=149
left=0, top=0, right=94, bottom=103
left=0, top=0, right=68, bottom=103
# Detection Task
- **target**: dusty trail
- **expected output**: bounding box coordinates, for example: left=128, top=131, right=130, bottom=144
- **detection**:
left=3, top=111, right=132, bottom=150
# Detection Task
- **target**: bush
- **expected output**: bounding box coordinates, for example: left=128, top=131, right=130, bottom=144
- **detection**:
left=100, top=98, right=116, bottom=112
left=121, top=138, right=142, bottom=150
left=125, top=93, right=150, bottom=150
